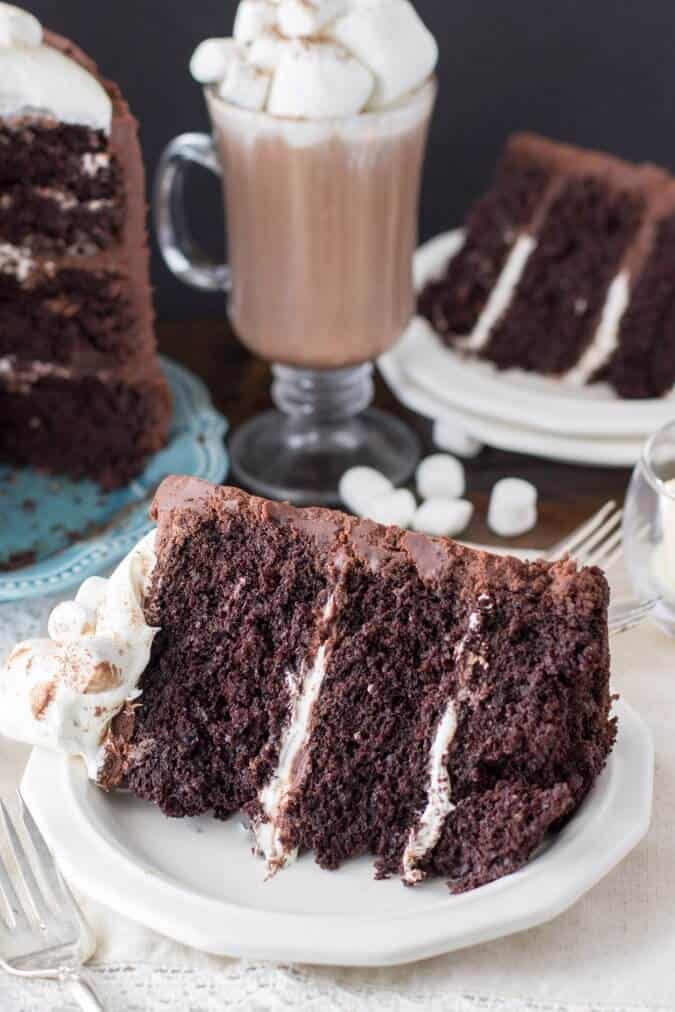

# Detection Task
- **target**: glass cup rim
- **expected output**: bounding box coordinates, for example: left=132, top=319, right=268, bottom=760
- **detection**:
left=203, top=75, right=437, bottom=127
left=641, top=419, right=675, bottom=501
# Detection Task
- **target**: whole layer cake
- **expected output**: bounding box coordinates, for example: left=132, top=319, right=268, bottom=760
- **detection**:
left=419, top=132, right=675, bottom=399
left=0, top=476, right=616, bottom=892
left=0, top=5, right=170, bottom=488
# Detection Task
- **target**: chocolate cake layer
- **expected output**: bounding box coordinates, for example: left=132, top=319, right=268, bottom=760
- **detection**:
left=103, top=477, right=614, bottom=892
left=0, top=183, right=124, bottom=254
left=0, top=269, right=137, bottom=369
left=0, top=121, right=119, bottom=198
left=419, top=131, right=675, bottom=398
left=0, top=366, right=171, bottom=490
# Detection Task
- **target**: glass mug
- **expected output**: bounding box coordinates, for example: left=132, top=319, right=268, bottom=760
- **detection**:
left=155, top=79, right=436, bottom=504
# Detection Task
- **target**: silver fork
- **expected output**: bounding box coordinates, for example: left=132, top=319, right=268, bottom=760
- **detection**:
left=0, top=792, right=104, bottom=1011
left=546, top=500, right=658, bottom=636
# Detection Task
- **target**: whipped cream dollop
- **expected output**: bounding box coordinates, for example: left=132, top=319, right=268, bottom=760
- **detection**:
left=0, top=3, right=112, bottom=132
left=0, top=531, right=157, bottom=778
left=190, top=0, right=437, bottom=119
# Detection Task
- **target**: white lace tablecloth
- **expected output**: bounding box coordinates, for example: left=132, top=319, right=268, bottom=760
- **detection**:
left=1, top=565, right=674, bottom=1012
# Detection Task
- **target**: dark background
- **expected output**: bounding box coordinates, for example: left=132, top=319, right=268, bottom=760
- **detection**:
left=29, top=1, right=675, bottom=320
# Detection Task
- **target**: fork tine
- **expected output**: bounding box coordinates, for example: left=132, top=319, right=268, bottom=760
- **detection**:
left=15, top=794, right=63, bottom=917
left=584, top=526, right=623, bottom=569
left=0, top=800, right=43, bottom=931
left=0, top=877, right=17, bottom=931
left=548, top=501, right=617, bottom=561
left=573, top=510, right=623, bottom=566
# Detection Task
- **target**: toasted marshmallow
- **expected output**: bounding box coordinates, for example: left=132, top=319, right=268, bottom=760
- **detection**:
left=277, top=0, right=346, bottom=37
left=190, top=38, right=242, bottom=84
left=330, top=0, right=438, bottom=108
left=248, top=31, right=288, bottom=72
left=219, top=56, right=272, bottom=111
left=267, top=39, right=373, bottom=118
left=0, top=3, right=42, bottom=47
left=233, top=0, right=277, bottom=43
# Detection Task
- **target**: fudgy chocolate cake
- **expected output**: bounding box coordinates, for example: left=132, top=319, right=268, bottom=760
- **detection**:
left=87, top=476, right=614, bottom=892
left=0, top=6, right=170, bottom=488
left=419, top=132, right=675, bottom=399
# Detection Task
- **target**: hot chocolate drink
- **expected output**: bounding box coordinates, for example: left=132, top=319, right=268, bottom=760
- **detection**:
left=157, top=0, right=439, bottom=502
left=207, top=80, right=435, bottom=368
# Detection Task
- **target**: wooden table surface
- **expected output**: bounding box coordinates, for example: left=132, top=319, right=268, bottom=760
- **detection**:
left=159, top=319, right=634, bottom=551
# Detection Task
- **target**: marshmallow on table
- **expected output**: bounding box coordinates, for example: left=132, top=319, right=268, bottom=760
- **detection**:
left=267, top=39, right=374, bottom=118
left=432, top=419, right=483, bottom=459
left=218, top=55, right=271, bottom=111
left=190, top=38, right=242, bottom=84
left=488, top=478, right=538, bottom=537
left=413, top=498, right=473, bottom=538
left=277, top=0, right=347, bottom=38
left=0, top=3, right=42, bottom=47
left=416, top=454, right=465, bottom=501
left=329, top=0, right=438, bottom=109
left=233, top=0, right=277, bottom=44
left=365, top=489, right=416, bottom=529
left=339, top=466, right=393, bottom=516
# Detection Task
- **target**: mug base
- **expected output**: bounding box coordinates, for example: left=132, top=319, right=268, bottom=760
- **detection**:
left=229, top=407, right=420, bottom=506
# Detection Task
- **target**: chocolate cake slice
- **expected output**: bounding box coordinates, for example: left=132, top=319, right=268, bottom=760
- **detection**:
left=92, top=476, right=614, bottom=892
left=0, top=8, right=170, bottom=487
left=419, top=132, right=675, bottom=399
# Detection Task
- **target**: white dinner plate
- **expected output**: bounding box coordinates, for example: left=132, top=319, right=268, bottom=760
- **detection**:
left=21, top=698, right=652, bottom=967
left=386, top=230, right=675, bottom=440
left=380, top=324, right=645, bottom=467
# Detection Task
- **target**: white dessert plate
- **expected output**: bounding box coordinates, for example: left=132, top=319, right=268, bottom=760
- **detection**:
left=21, top=698, right=652, bottom=967
left=380, top=324, right=645, bottom=467
left=382, top=230, right=675, bottom=440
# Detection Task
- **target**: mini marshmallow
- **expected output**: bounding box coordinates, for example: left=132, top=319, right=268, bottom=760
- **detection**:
left=218, top=57, right=271, bottom=111
left=190, top=38, right=242, bottom=84
left=339, top=466, right=393, bottom=516
left=329, top=0, right=438, bottom=109
left=365, top=489, right=416, bottom=529
left=432, top=419, right=483, bottom=459
left=248, top=32, right=288, bottom=73
left=267, top=39, right=374, bottom=118
left=277, top=0, right=346, bottom=38
left=488, top=478, right=538, bottom=538
left=0, top=3, right=42, bottom=47
left=233, top=0, right=277, bottom=44
left=412, top=498, right=474, bottom=538
left=416, top=454, right=465, bottom=501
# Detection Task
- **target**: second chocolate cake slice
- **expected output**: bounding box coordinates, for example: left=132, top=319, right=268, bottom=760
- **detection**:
left=101, top=477, right=614, bottom=892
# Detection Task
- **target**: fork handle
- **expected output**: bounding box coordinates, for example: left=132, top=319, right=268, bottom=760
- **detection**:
left=66, top=973, right=105, bottom=1011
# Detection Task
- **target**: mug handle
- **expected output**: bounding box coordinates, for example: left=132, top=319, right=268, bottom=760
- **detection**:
left=153, top=132, right=231, bottom=292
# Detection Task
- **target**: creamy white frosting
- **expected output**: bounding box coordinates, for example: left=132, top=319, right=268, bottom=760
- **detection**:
left=254, top=594, right=336, bottom=876
left=401, top=700, right=457, bottom=884
left=0, top=531, right=158, bottom=777
left=0, top=4, right=112, bottom=132
left=191, top=0, right=437, bottom=119
left=461, top=234, right=536, bottom=352
left=564, top=272, right=630, bottom=385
